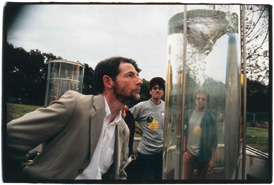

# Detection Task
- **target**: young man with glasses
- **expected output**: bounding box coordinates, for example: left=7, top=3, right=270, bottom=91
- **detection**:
left=183, top=89, right=217, bottom=180
left=130, top=77, right=165, bottom=180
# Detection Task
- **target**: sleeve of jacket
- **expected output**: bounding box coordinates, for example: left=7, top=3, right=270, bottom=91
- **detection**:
left=211, top=113, right=218, bottom=147
left=6, top=91, right=77, bottom=176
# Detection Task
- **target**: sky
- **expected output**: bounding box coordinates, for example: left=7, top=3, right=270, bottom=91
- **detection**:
left=5, top=3, right=174, bottom=81
left=3, top=1, right=272, bottom=82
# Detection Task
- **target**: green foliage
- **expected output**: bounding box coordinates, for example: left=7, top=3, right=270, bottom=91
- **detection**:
left=4, top=43, right=48, bottom=105
left=134, top=122, right=142, bottom=138
left=82, top=63, right=95, bottom=95
left=139, top=79, right=151, bottom=101
left=247, top=79, right=269, bottom=112
left=4, top=42, right=95, bottom=105
left=202, top=77, right=225, bottom=113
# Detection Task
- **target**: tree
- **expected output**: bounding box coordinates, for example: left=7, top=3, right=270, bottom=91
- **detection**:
left=246, top=79, right=269, bottom=113
left=202, top=77, right=225, bottom=114
left=82, top=63, right=94, bottom=95
left=25, top=49, right=47, bottom=105
left=139, top=79, right=151, bottom=102
left=5, top=43, right=47, bottom=105
left=42, top=52, right=63, bottom=63
left=245, top=5, right=270, bottom=85
left=4, top=42, right=64, bottom=105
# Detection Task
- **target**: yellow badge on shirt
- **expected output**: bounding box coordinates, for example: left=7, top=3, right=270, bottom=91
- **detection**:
left=194, top=125, right=202, bottom=136
left=147, top=116, right=159, bottom=131
left=148, top=119, right=159, bottom=131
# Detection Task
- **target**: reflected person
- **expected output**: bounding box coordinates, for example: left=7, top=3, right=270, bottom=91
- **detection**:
left=6, top=57, right=143, bottom=181
left=183, top=89, right=217, bottom=180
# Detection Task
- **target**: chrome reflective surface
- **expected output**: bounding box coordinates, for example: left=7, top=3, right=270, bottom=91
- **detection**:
left=163, top=5, right=241, bottom=180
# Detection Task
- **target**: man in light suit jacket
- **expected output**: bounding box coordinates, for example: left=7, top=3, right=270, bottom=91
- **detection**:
left=5, top=56, right=143, bottom=182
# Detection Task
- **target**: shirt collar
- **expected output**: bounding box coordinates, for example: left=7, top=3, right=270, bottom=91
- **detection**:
left=150, top=98, right=162, bottom=106
left=103, top=96, right=122, bottom=125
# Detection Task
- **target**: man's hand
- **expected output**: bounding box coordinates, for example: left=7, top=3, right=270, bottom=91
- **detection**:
left=208, top=159, right=214, bottom=172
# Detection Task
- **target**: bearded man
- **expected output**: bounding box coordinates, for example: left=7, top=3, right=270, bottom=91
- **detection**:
left=6, top=57, right=143, bottom=182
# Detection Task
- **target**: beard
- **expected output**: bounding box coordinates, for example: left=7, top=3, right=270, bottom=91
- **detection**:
left=113, top=85, right=140, bottom=104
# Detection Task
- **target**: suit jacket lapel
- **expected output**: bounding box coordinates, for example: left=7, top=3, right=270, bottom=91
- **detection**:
left=90, top=94, right=105, bottom=158
left=89, top=94, right=127, bottom=179
left=114, top=121, right=127, bottom=179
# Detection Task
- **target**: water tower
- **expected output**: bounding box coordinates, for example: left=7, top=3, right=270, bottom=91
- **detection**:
left=44, top=59, right=85, bottom=106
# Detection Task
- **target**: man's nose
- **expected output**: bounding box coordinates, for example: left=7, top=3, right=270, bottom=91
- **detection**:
left=137, top=76, right=143, bottom=85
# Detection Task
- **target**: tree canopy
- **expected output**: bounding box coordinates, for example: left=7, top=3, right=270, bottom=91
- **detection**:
left=3, top=42, right=152, bottom=106
left=245, top=5, right=270, bottom=85
left=3, top=42, right=95, bottom=106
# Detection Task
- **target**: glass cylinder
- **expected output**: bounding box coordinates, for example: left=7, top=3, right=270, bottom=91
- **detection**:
left=163, top=5, right=242, bottom=180
left=44, top=60, right=85, bottom=106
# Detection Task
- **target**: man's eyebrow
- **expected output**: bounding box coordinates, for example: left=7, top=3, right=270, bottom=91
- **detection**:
left=126, top=71, right=139, bottom=76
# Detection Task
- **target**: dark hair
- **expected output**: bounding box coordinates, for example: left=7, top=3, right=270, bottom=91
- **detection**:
left=194, top=89, right=210, bottom=102
left=93, top=56, right=141, bottom=94
left=149, top=77, right=165, bottom=91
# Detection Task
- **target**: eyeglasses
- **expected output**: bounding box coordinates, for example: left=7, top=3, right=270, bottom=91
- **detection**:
left=152, top=87, right=163, bottom=90
left=196, top=97, right=207, bottom=101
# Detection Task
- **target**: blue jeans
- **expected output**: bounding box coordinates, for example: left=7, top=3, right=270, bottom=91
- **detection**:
left=138, top=151, right=163, bottom=180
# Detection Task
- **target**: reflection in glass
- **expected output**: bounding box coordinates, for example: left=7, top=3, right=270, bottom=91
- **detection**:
left=163, top=5, right=241, bottom=180
left=183, top=89, right=217, bottom=180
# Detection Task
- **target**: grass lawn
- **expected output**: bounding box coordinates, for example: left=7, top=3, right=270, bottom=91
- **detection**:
left=6, top=103, right=42, bottom=123
left=246, top=126, right=269, bottom=153
left=134, top=122, right=142, bottom=137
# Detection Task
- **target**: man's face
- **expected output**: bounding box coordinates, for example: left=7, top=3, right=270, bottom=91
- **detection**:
left=150, top=84, right=164, bottom=100
left=112, top=62, right=143, bottom=104
left=195, top=94, right=207, bottom=110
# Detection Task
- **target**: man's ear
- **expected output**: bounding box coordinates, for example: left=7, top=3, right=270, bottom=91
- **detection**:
left=103, top=75, right=114, bottom=89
